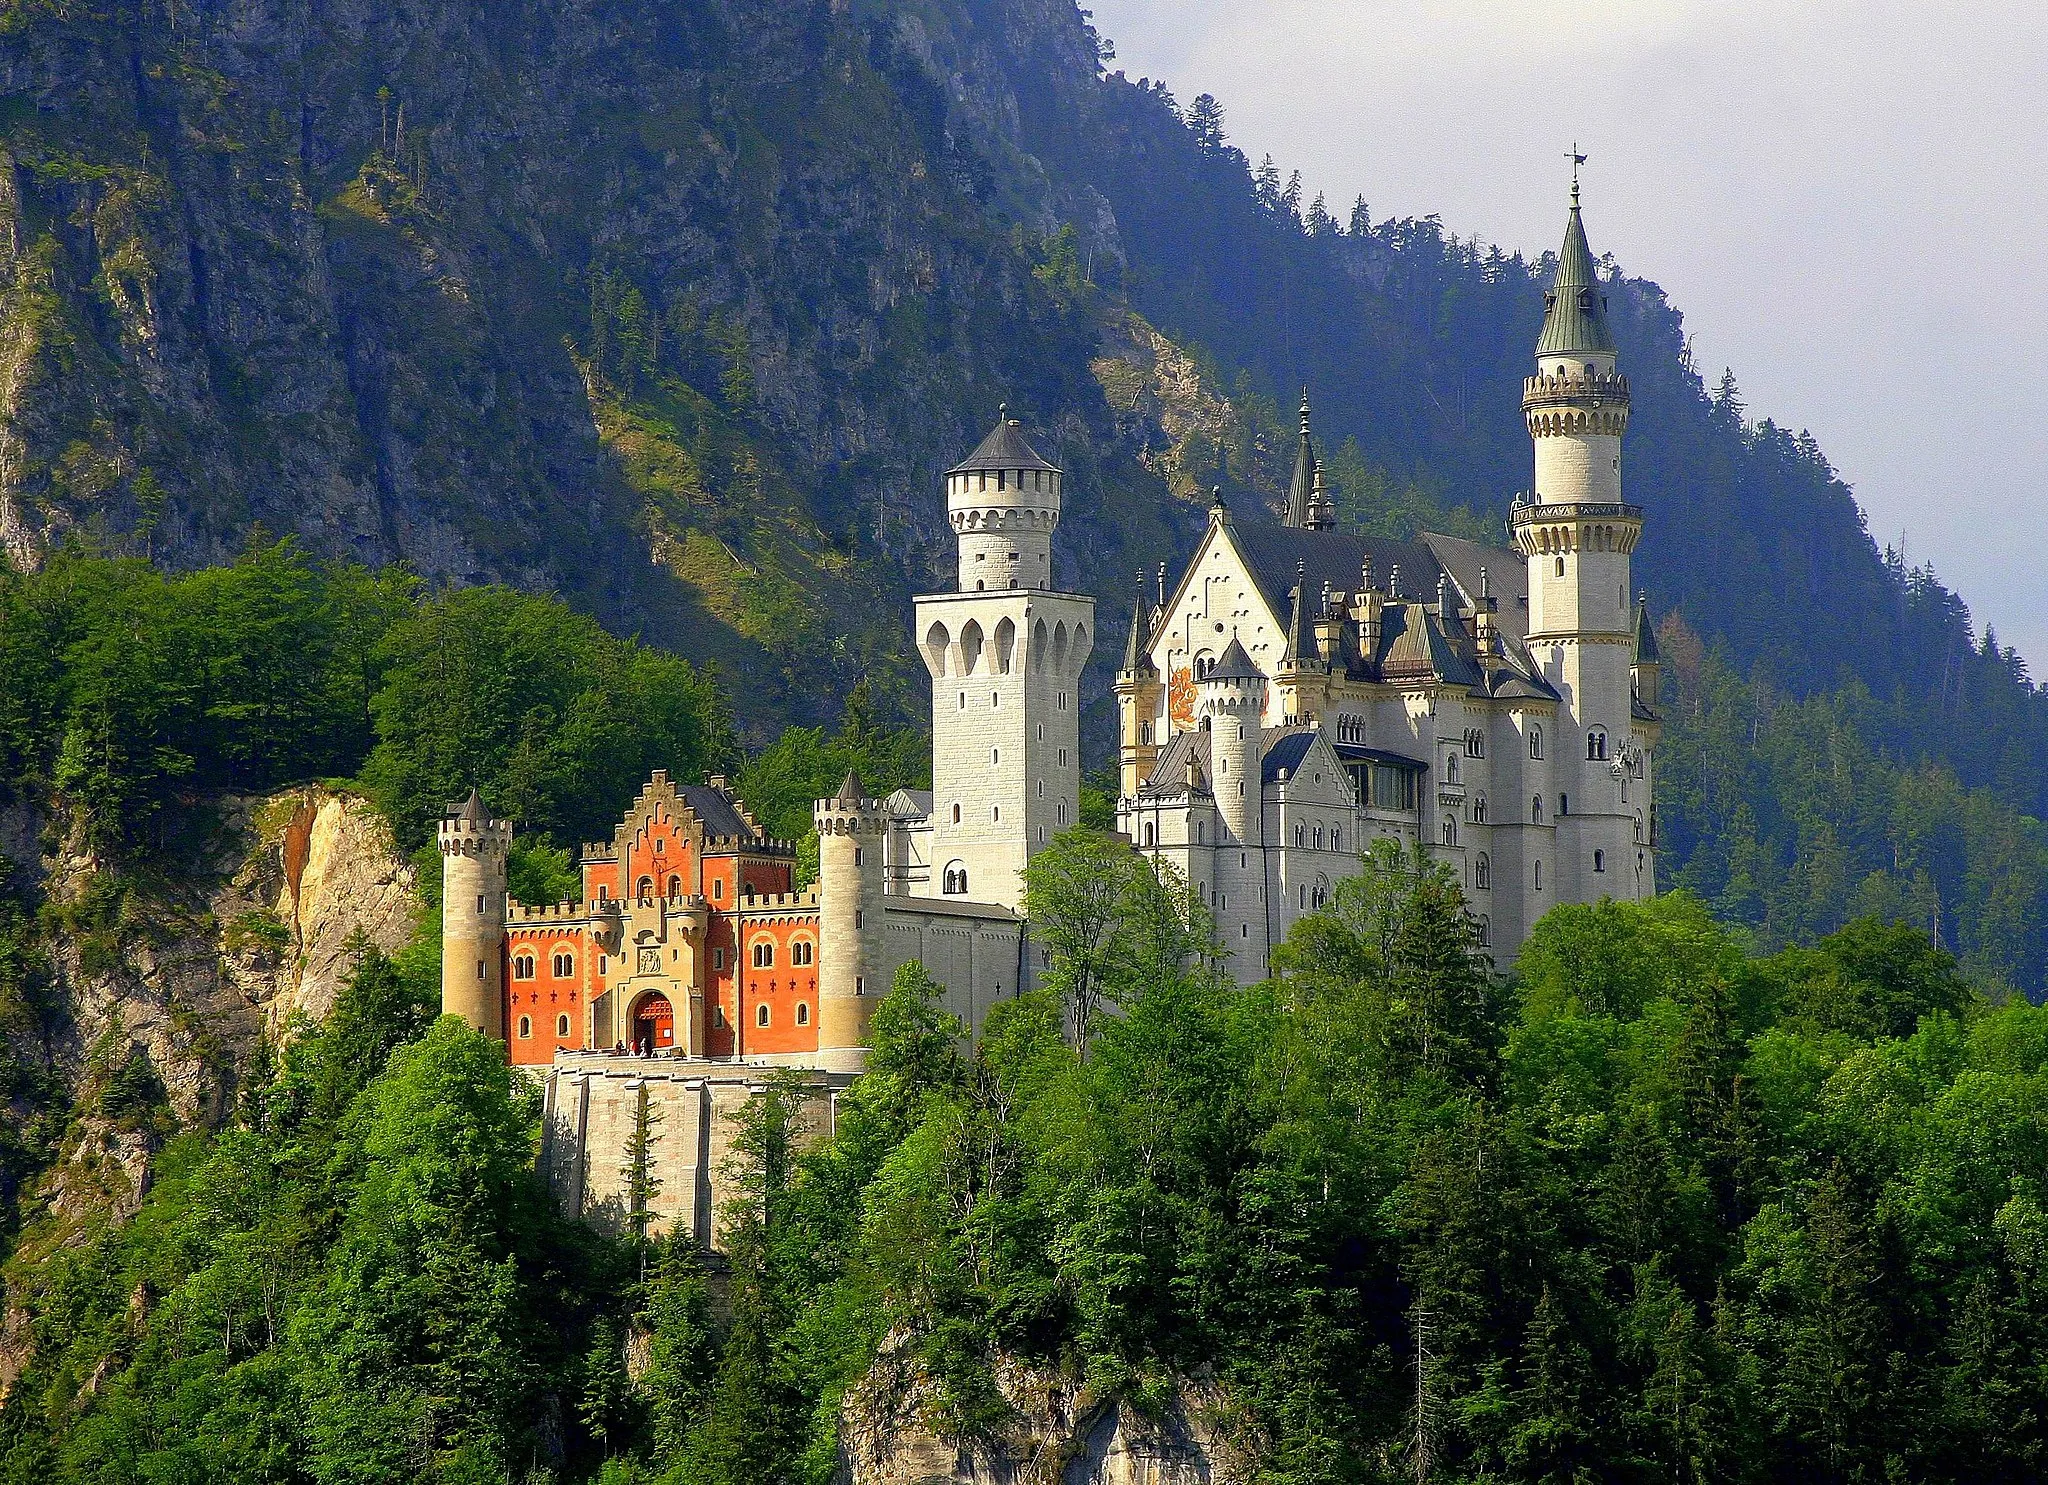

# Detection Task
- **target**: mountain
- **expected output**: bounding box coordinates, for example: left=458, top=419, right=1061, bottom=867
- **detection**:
left=2, top=0, right=2045, bottom=987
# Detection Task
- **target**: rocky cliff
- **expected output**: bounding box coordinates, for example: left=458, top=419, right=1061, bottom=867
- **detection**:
left=7, top=786, right=417, bottom=1237
left=841, top=1344, right=1248, bottom=1485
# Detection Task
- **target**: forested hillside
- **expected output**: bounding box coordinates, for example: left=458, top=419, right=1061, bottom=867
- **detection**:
left=2, top=0, right=2041, bottom=987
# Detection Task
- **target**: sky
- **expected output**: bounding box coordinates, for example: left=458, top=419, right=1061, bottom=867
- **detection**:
left=1087, top=0, right=2048, bottom=667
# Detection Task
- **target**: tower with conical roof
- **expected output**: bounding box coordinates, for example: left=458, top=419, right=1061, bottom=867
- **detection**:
left=1509, top=178, right=1653, bottom=907
left=915, top=407, right=1095, bottom=914
left=1113, top=584, right=1162, bottom=799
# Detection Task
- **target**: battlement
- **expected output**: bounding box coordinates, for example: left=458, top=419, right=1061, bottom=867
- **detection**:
left=733, top=889, right=823, bottom=913
left=508, top=901, right=588, bottom=925
left=438, top=813, right=511, bottom=856
left=1522, top=370, right=1629, bottom=407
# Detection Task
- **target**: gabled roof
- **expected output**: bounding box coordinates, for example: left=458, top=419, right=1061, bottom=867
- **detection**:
left=1229, top=520, right=1442, bottom=624
left=1139, top=730, right=1212, bottom=799
left=1261, top=728, right=1318, bottom=785
left=1535, top=194, right=1615, bottom=356
left=948, top=410, right=1059, bottom=475
left=680, top=784, right=757, bottom=842
left=884, top=788, right=933, bottom=820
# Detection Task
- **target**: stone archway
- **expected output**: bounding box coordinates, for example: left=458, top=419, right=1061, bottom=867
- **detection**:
left=631, top=990, right=674, bottom=1052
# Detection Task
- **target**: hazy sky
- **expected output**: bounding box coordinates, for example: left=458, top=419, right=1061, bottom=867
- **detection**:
left=1088, top=0, right=2048, bottom=667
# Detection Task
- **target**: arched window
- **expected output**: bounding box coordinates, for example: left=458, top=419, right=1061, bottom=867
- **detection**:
left=1313, top=825, right=1324, bottom=850
left=1534, top=859, right=1543, bottom=890
left=1142, top=821, right=1156, bottom=847
left=1560, top=793, right=1570, bottom=816
left=1555, top=556, right=1566, bottom=577
left=1441, top=815, right=1458, bottom=848
left=1472, top=793, right=1488, bottom=824
left=556, top=1013, right=571, bottom=1038
left=636, top=876, right=654, bottom=902
left=1478, top=915, right=1491, bottom=947
left=1445, top=753, right=1460, bottom=784
left=751, top=941, right=774, bottom=969
left=517, top=1015, right=532, bottom=1038
left=791, top=939, right=814, bottom=967
left=1593, top=849, right=1606, bottom=873
left=1331, top=828, right=1341, bottom=852
left=1474, top=852, right=1491, bottom=889
left=513, top=954, right=535, bottom=980
left=1465, top=728, right=1484, bottom=758
left=943, top=862, right=968, bottom=895
left=1587, top=727, right=1608, bottom=761
left=756, top=1003, right=771, bottom=1028
left=795, top=1002, right=810, bottom=1026
left=552, top=951, right=574, bottom=978
left=1532, top=795, right=1544, bottom=824
left=1530, top=724, right=1544, bottom=760
left=951, top=803, right=962, bottom=824
left=666, top=874, right=682, bottom=898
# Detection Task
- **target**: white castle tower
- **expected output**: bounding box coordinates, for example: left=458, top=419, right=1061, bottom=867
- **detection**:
left=1200, top=635, right=1270, bottom=971
left=439, top=788, right=511, bottom=1038
left=915, top=408, right=1094, bottom=911
left=1510, top=181, right=1655, bottom=904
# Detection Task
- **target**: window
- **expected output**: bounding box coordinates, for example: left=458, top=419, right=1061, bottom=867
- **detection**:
left=654, top=838, right=664, bottom=854
left=943, top=862, right=968, bottom=895
left=1555, top=556, right=1566, bottom=577
left=1474, top=852, right=1491, bottom=889
left=1370, top=765, right=1415, bottom=812
left=1587, top=727, right=1608, bottom=761
left=476, top=895, right=487, bottom=914
left=556, top=1014, right=571, bottom=1037
left=552, top=951, right=574, bottom=977
left=1530, top=724, right=1544, bottom=760
left=1331, top=828, right=1342, bottom=852
left=1338, top=714, right=1365, bottom=744
left=1535, top=859, right=1543, bottom=890
left=1143, top=822, right=1156, bottom=847
left=791, top=939, right=814, bottom=967
left=991, top=747, right=1000, bottom=765
left=1560, top=793, right=1570, bottom=816
left=951, top=803, right=962, bottom=824
left=712, top=947, right=726, bottom=971
left=517, top=1015, right=532, bottom=1038
left=666, top=874, right=681, bottom=898
left=756, top=1003, right=771, bottom=1028
left=1478, top=915, right=1491, bottom=947
left=1472, top=793, right=1488, bottom=825
left=795, top=1002, right=810, bottom=1026
left=514, top=953, right=536, bottom=980
left=1532, top=795, right=1544, bottom=824
left=476, top=959, right=486, bottom=981
left=1441, top=815, right=1458, bottom=848
left=712, top=878, right=723, bottom=901
left=1465, top=728, right=1484, bottom=758
left=1445, top=753, right=1460, bottom=784
left=752, top=941, right=774, bottom=969
left=1313, top=825, right=1324, bottom=850
left=1594, top=849, right=1606, bottom=873
left=636, top=876, right=654, bottom=902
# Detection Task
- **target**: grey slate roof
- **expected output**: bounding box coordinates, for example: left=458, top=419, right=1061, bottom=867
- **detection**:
left=680, top=784, right=757, bottom=841
left=1261, top=728, right=1318, bottom=784
left=1122, top=594, right=1155, bottom=674
left=1535, top=197, right=1615, bottom=356
left=1634, top=595, right=1660, bottom=663
left=947, top=412, right=1059, bottom=475
left=1231, top=521, right=1442, bottom=621
left=448, top=787, right=490, bottom=824
left=1139, top=730, right=1212, bottom=798
left=1209, top=634, right=1263, bottom=682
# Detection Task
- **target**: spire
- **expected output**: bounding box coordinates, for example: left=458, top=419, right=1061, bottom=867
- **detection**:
left=1285, top=389, right=1316, bottom=527
left=449, top=787, right=488, bottom=824
left=1634, top=592, right=1660, bottom=663
left=1207, top=634, right=1262, bottom=684
left=831, top=770, right=865, bottom=808
left=948, top=406, right=1058, bottom=475
left=1283, top=561, right=1313, bottom=667
left=1305, top=460, right=1336, bottom=532
left=1122, top=585, right=1156, bottom=675
left=1535, top=184, right=1615, bottom=357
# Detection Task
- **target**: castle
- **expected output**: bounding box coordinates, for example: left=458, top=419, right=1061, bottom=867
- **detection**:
left=440, top=191, right=1657, bottom=1107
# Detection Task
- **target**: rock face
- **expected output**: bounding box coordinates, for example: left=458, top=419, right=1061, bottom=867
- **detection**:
left=840, top=1349, right=1244, bottom=1485
left=26, top=786, right=418, bottom=1222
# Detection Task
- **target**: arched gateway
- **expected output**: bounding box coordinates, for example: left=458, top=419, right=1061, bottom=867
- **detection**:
left=631, top=991, right=674, bottom=1051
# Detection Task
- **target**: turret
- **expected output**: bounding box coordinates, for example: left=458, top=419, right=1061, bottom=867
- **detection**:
left=813, top=772, right=886, bottom=1074
left=1274, top=563, right=1328, bottom=724
left=1114, top=585, right=1162, bottom=799
left=1632, top=592, right=1661, bottom=709
left=1200, top=636, right=1266, bottom=849
left=439, top=789, right=511, bottom=1038
left=945, top=405, right=1063, bottom=592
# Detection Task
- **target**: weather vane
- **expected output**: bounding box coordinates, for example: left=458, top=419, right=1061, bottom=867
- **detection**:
left=1567, top=142, right=1587, bottom=202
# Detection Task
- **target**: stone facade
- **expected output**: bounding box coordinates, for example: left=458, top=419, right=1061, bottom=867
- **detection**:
left=1116, top=193, right=1659, bottom=980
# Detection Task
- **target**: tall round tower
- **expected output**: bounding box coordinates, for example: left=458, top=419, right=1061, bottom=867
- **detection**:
left=814, top=772, right=886, bottom=1074
left=439, top=789, right=510, bottom=1039
left=1200, top=636, right=1267, bottom=849
left=1509, top=178, right=1650, bottom=912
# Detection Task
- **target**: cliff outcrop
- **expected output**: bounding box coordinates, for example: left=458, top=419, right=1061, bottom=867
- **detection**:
left=840, top=1346, right=1249, bottom=1485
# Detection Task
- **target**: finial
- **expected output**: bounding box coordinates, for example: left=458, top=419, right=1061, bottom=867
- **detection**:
left=1157, top=561, right=1168, bottom=606
left=1296, top=558, right=1307, bottom=588
left=1437, top=572, right=1450, bottom=611
left=1211, top=484, right=1225, bottom=508
left=998, top=401, right=1008, bottom=425
left=1389, top=563, right=1401, bottom=599
left=1567, top=143, right=1586, bottom=205
left=1361, top=553, right=1374, bottom=591
left=1480, top=564, right=1491, bottom=598
left=1299, top=387, right=1312, bottom=435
